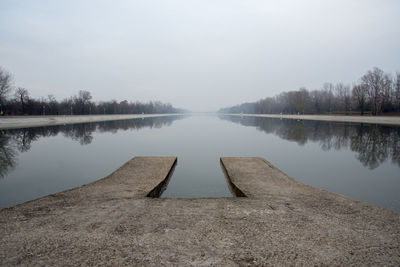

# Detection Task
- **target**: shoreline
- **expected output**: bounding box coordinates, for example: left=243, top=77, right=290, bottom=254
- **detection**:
left=2, top=113, right=399, bottom=129
left=224, top=113, right=400, bottom=126
left=0, top=114, right=182, bottom=129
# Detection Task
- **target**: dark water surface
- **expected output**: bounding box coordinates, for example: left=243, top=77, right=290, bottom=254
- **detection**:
left=0, top=115, right=399, bottom=212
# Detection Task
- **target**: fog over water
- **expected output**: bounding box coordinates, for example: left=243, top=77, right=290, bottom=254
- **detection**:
left=1, top=1, right=400, bottom=111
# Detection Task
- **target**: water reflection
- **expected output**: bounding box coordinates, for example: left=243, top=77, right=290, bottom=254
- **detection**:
left=220, top=115, right=400, bottom=170
left=0, top=116, right=183, bottom=178
left=0, top=133, right=17, bottom=178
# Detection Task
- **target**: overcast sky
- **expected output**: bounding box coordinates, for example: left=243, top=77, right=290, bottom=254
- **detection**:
left=1, top=0, right=399, bottom=111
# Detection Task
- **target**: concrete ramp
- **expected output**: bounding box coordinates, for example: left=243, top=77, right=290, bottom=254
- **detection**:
left=221, top=157, right=297, bottom=198
left=67, top=156, right=177, bottom=199
left=221, top=156, right=400, bottom=216
left=1, top=156, right=399, bottom=266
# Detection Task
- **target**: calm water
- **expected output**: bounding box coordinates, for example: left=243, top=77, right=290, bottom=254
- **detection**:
left=0, top=115, right=399, bottom=212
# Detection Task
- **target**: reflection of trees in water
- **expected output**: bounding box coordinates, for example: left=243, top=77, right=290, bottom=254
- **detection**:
left=96, top=116, right=175, bottom=133
left=0, top=116, right=184, bottom=178
left=220, top=115, right=400, bottom=169
left=350, top=125, right=400, bottom=169
left=0, top=134, right=17, bottom=178
left=62, top=123, right=96, bottom=145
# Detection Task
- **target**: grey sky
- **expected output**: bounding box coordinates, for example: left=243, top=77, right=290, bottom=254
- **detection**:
left=1, top=0, right=399, bottom=111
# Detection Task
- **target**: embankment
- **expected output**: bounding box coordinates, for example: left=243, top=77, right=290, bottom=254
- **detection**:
left=0, top=114, right=181, bottom=129
left=225, top=113, right=400, bottom=126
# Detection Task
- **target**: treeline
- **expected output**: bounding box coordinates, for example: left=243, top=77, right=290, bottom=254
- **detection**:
left=219, top=67, right=400, bottom=116
left=0, top=67, right=185, bottom=115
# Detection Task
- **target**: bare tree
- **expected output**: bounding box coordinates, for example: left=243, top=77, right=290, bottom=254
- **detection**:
left=14, top=87, right=29, bottom=114
left=334, top=83, right=345, bottom=111
left=74, top=90, right=92, bottom=114
left=309, top=90, right=324, bottom=113
left=296, top=88, right=309, bottom=114
left=343, top=86, right=352, bottom=114
left=0, top=67, right=13, bottom=105
left=381, top=74, right=393, bottom=112
left=322, top=83, right=334, bottom=113
left=78, top=90, right=92, bottom=104
left=352, top=84, right=368, bottom=115
left=46, top=95, right=58, bottom=115
left=361, top=67, right=386, bottom=115
left=395, top=73, right=400, bottom=112
left=47, top=94, right=56, bottom=103
left=334, top=83, right=352, bottom=114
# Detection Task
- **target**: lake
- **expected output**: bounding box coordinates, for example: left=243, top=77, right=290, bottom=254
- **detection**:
left=0, top=115, right=399, bottom=212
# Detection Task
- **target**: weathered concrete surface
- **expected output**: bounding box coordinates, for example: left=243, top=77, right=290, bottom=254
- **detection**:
left=227, top=113, right=400, bottom=126
left=0, top=114, right=181, bottom=129
left=1, top=157, right=399, bottom=266
left=221, top=157, right=400, bottom=264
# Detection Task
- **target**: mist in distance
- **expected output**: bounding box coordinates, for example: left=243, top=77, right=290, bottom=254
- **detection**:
left=1, top=0, right=399, bottom=112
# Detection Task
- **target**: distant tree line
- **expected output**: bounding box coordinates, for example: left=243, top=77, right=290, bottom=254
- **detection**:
left=0, top=67, right=185, bottom=115
left=219, top=67, right=400, bottom=116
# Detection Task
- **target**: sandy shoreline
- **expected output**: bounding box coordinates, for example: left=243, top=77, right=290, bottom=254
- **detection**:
left=0, top=114, right=181, bottom=129
left=224, top=113, right=400, bottom=126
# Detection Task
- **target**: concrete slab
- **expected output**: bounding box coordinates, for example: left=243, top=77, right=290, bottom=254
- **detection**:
left=0, top=157, right=399, bottom=266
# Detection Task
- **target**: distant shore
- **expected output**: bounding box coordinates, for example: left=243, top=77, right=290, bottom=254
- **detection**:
left=224, top=113, right=400, bottom=126
left=2, top=113, right=399, bottom=130
left=0, top=114, right=182, bottom=129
